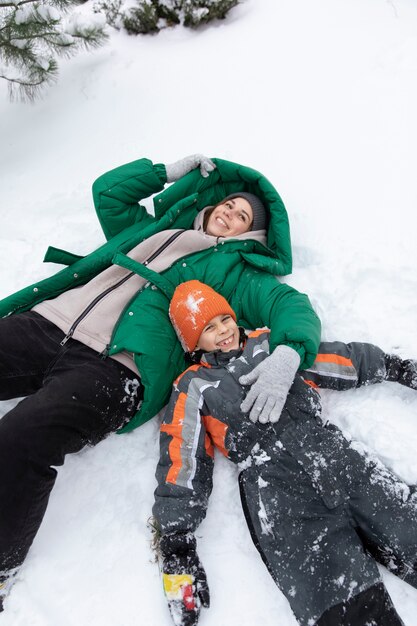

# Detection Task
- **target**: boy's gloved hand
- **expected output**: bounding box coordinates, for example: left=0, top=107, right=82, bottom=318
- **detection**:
left=165, top=155, right=216, bottom=182
left=239, top=345, right=300, bottom=424
left=160, top=531, right=210, bottom=626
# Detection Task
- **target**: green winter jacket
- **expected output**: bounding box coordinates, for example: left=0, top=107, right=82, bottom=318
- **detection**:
left=0, top=158, right=321, bottom=431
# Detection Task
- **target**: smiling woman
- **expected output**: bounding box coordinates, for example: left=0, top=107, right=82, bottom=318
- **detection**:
left=203, top=191, right=268, bottom=237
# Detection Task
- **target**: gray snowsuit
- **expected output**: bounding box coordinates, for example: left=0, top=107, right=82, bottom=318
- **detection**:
left=153, top=332, right=417, bottom=626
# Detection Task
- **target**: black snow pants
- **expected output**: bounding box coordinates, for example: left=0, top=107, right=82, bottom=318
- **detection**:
left=240, top=418, right=417, bottom=626
left=0, top=311, right=143, bottom=576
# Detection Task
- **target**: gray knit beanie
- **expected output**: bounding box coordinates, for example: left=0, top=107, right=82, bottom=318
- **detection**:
left=222, top=192, right=269, bottom=231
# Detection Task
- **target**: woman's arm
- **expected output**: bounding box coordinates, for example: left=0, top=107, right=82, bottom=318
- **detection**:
left=231, top=269, right=321, bottom=423
left=235, top=269, right=321, bottom=370
left=92, top=158, right=167, bottom=240
left=92, top=155, right=215, bottom=241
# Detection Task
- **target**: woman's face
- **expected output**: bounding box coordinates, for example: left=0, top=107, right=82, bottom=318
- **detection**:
left=205, top=197, right=253, bottom=237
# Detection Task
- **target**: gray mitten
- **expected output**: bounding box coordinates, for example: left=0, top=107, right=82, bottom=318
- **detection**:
left=239, top=345, right=300, bottom=424
left=165, top=154, right=216, bottom=183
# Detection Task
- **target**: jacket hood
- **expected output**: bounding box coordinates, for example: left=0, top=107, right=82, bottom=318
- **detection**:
left=153, top=158, right=292, bottom=276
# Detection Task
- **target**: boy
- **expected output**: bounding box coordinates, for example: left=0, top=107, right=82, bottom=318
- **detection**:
left=153, top=280, right=417, bottom=626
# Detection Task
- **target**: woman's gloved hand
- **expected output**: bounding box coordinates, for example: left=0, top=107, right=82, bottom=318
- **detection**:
left=239, top=345, right=300, bottom=424
left=160, top=531, right=210, bottom=626
left=165, top=155, right=216, bottom=183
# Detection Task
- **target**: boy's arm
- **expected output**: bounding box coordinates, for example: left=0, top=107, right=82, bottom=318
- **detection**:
left=158, top=531, right=210, bottom=626
left=153, top=378, right=213, bottom=626
left=300, top=341, right=387, bottom=390
left=153, top=381, right=214, bottom=535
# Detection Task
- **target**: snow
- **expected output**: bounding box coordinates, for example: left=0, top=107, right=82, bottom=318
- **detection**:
left=184, top=293, right=204, bottom=325
left=1, top=0, right=417, bottom=624
left=66, top=11, right=107, bottom=34
left=35, top=56, right=53, bottom=72
left=14, top=5, right=60, bottom=25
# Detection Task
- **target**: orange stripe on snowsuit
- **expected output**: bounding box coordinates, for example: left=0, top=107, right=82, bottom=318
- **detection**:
left=161, top=391, right=187, bottom=484
left=174, top=363, right=209, bottom=387
left=248, top=329, right=270, bottom=338
left=314, top=353, right=353, bottom=368
left=202, top=415, right=229, bottom=458
left=304, top=351, right=358, bottom=383
left=161, top=375, right=223, bottom=489
left=303, top=379, right=319, bottom=389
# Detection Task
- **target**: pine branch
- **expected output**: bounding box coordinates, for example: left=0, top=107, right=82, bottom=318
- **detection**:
left=0, top=70, right=43, bottom=85
left=0, top=0, right=78, bottom=10
left=0, top=0, right=40, bottom=8
left=0, top=54, right=57, bottom=100
left=0, top=0, right=108, bottom=101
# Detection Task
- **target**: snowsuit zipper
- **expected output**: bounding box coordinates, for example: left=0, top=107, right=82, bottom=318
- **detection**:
left=60, top=229, right=185, bottom=347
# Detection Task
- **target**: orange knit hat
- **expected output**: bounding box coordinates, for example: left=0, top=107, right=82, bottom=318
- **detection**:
left=169, top=280, right=237, bottom=352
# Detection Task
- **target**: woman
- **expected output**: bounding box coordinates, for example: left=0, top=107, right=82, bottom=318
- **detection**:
left=0, top=154, right=321, bottom=609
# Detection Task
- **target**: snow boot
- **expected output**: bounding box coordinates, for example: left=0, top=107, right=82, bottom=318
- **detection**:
left=317, top=582, right=405, bottom=625
left=0, top=577, right=5, bottom=612
left=0, top=581, right=6, bottom=612
left=0, top=570, right=17, bottom=612
left=384, top=354, right=417, bottom=390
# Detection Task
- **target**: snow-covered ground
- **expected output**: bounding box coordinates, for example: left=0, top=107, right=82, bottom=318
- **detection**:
left=1, top=0, right=417, bottom=623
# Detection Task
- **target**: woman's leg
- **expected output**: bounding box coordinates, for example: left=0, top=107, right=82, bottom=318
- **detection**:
left=0, top=324, right=142, bottom=604
left=0, top=311, right=64, bottom=400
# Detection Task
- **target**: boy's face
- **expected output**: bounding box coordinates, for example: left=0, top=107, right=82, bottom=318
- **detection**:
left=196, top=314, right=240, bottom=353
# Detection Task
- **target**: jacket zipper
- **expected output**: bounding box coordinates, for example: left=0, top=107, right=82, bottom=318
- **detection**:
left=60, top=229, right=185, bottom=347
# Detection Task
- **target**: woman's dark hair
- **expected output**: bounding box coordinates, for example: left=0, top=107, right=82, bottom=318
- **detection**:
left=202, top=205, right=216, bottom=233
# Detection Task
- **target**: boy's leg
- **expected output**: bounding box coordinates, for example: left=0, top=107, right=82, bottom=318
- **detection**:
left=239, top=443, right=403, bottom=626
left=317, top=583, right=403, bottom=626
left=347, top=442, right=417, bottom=588
left=299, top=421, right=417, bottom=588
left=0, top=335, right=142, bottom=605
